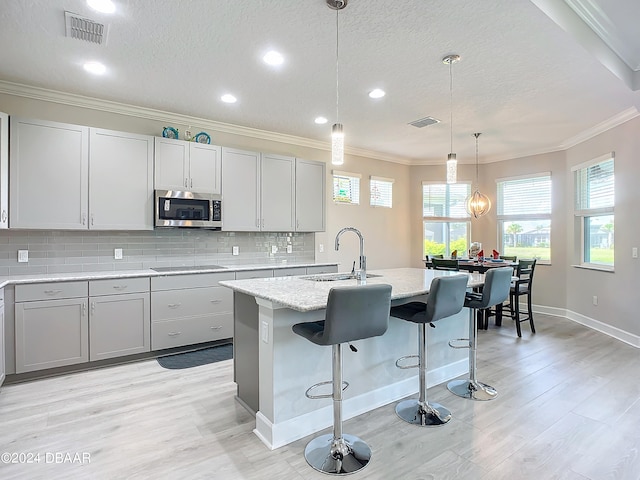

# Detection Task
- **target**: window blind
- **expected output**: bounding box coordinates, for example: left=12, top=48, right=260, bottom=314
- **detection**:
left=422, top=183, right=470, bottom=218
left=332, top=171, right=360, bottom=204
left=497, top=175, right=551, bottom=216
left=370, top=176, right=393, bottom=208
left=574, top=157, right=614, bottom=214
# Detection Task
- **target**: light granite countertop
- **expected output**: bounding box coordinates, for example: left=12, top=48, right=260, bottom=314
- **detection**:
left=0, top=262, right=339, bottom=289
left=219, top=267, right=484, bottom=312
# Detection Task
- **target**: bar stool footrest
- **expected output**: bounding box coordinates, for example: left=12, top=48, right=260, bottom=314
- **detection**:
left=448, top=338, right=470, bottom=349
left=305, top=380, right=349, bottom=400
left=395, top=354, right=419, bottom=369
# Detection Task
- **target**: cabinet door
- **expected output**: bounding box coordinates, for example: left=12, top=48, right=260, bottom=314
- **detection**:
left=221, top=147, right=260, bottom=231
left=0, top=292, right=4, bottom=387
left=154, top=137, right=188, bottom=190
left=261, top=153, right=295, bottom=231
left=10, top=117, right=89, bottom=229
left=15, top=298, right=88, bottom=373
left=89, top=292, right=150, bottom=361
left=189, top=143, right=221, bottom=194
left=295, top=158, right=326, bottom=232
left=89, top=129, right=154, bottom=230
left=0, top=112, right=8, bottom=229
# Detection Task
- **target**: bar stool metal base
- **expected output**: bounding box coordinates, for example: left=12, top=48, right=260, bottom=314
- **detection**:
left=395, top=399, right=452, bottom=426
left=447, top=379, right=497, bottom=401
left=304, top=433, right=371, bottom=475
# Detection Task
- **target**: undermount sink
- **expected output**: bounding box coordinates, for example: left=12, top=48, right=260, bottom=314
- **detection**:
left=151, top=265, right=226, bottom=272
left=301, top=273, right=383, bottom=282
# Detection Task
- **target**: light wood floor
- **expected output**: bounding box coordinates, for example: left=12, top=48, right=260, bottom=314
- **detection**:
left=1, top=314, right=639, bottom=480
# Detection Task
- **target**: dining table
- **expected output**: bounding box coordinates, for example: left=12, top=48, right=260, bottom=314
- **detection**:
left=424, top=259, right=518, bottom=273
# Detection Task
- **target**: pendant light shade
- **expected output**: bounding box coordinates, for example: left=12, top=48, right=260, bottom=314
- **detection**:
left=466, top=133, right=492, bottom=218
left=443, top=54, right=460, bottom=184
left=328, top=0, right=347, bottom=165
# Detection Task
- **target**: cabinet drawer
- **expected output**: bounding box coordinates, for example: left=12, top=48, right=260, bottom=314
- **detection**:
left=15, top=281, right=88, bottom=302
left=151, top=313, right=233, bottom=350
left=306, top=265, right=338, bottom=275
left=274, top=267, right=306, bottom=277
left=235, top=269, right=273, bottom=280
left=90, top=277, right=150, bottom=296
left=151, top=272, right=235, bottom=291
left=151, top=286, right=232, bottom=321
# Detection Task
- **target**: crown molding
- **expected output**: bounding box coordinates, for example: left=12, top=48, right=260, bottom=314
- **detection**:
left=0, top=80, right=410, bottom=165
left=559, top=106, right=639, bottom=149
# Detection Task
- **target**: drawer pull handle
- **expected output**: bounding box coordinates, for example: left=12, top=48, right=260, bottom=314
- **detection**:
left=112, top=285, right=128, bottom=290
left=167, top=303, right=182, bottom=308
left=211, top=326, right=222, bottom=330
left=44, top=289, right=62, bottom=295
left=210, top=299, right=221, bottom=304
left=167, top=331, right=182, bottom=337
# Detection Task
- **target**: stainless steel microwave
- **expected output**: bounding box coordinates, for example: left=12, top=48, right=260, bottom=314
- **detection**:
left=154, top=190, right=222, bottom=229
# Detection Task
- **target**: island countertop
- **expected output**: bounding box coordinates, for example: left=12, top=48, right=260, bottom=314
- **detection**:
left=219, top=267, right=483, bottom=312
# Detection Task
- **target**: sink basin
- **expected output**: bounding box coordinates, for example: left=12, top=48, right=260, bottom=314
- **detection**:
left=301, top=273, right=383, bottom=282
left=151, top=265, right=226, bottom=272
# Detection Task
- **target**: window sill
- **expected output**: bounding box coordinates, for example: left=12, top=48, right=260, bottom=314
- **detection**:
left=571, top=264, right=615, bottom=273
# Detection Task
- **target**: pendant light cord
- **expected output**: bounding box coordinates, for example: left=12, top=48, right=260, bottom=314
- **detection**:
left=449, top=61, right=453, bottom=153
left=335, top=5, right=340, bottom=124
left=474, top=133, right=480, bottom=183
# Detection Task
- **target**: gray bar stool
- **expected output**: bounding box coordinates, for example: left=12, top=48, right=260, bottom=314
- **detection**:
left=389, top=275, right=468, bottom=426
left=292, top=283, right=392, bottom=475
left=447, top=267, right=512, bottom=400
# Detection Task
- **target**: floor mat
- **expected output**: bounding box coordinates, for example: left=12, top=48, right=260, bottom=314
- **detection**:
left=157, top=343, right=233, bottom=369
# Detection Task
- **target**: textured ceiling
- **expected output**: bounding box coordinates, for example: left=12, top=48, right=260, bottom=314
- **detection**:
left=0, top=0, right=638, bottom=164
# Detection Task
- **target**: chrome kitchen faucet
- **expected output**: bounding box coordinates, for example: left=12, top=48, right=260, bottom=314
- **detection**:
left=335, top=227, right=366, bottom=281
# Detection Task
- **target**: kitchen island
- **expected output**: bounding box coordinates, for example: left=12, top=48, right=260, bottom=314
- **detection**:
left=220, top=267, right=484, bottom=450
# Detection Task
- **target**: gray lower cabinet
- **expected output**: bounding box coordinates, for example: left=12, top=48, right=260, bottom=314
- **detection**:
left=151, top=272, right=235, bottom=350
left=15, top=285, right=89, bottom=374
left=0, top=288, right=5, bottom=387
left=89, top=278, right=150, bottom=361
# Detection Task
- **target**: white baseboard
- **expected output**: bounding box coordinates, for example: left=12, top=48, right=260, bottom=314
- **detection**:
left=254, top=358, right=468, bottom=450
left=532, top=304, right=640, bottom=348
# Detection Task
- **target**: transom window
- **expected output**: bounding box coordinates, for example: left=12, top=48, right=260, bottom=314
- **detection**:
left=573, top=153, right=614, bottom=269
left=496, top=173, right=552, bottom=262
left=422, top=182, right=471, bottom=258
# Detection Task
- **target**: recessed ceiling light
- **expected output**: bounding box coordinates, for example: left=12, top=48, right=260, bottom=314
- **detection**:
left=263, top=50, right=284, bottom=66
left=87, top=0, right=116, bottom=14
left=369, top=89, right=386, bottom=99
left=221, top=94, right=237, bottom=104
left=315, top=117, right=328, bottom=124
left=83, top=61, right=106, bottom=75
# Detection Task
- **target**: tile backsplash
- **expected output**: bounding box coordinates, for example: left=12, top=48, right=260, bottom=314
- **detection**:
left=0, top=230, right=316, bottom=276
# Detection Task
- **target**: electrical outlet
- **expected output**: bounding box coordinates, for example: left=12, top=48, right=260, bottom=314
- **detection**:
left=633, top=247, right=638, bottom=258
left=18, top=250, right=29, bottom=263
left=114, top=248, right=123, bottom=260
left=232, top=246, right=239, bottom=256
left=592, top=295, right=598, bottom=306
left=319, top=243, right=324, bottom=253
left=287, top=245, right=293, bottom=254
left=261, top=321, right=269, bottom=343
left=271, top=245, right=278, bottom=254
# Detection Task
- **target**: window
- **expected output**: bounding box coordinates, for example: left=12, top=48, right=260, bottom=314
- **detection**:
left=573, top=153, right=614, bottom=268
left=332, top=170, right=360, bottom=204
left=422, top=182, right=471, bottom=258
left=496, top=174, right=552, bottom=262
left=370, top=176, right=393, bottom=208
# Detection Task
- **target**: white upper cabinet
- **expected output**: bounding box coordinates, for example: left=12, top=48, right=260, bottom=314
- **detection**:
left=261, top=153, right=295, bottom=232
left=89, top=129, right=154, bottom=230
left=221, top=147, right=261, bottom=231
left=10, top=117, right=153, bottom=230
left=10, top=117, right=89, bottom=229
left=295, top=158, right=325, bottom=232
left=0, top=112, right=9, bottom=229
left=154, top=137, right=221, bottom=194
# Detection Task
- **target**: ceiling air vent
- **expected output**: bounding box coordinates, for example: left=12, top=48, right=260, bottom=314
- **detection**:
left=64, top=11, right=108, bottom=45
left=409, top=116, right=440, bottom=128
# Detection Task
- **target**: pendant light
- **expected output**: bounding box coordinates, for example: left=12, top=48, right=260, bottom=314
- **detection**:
left=328, top=0, right=347, bottom=165
left=466, top=133, right=492, bottom=218
left=442, top=54, right=460, bottom=184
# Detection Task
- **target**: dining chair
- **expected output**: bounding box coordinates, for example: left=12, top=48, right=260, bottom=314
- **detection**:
left=509, top=259, right=537, bottom=337
left=431, top=258, right=459, bottom=271
left=499, top=255, right=517, bottom=262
